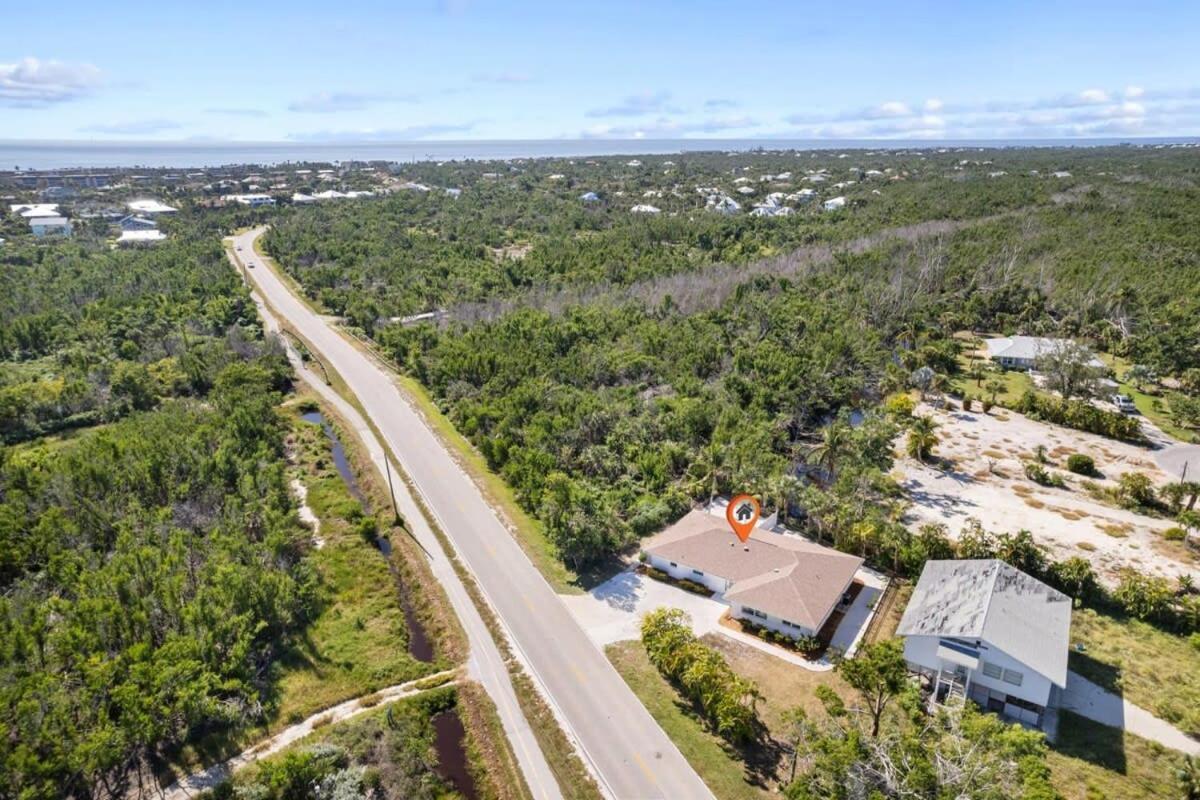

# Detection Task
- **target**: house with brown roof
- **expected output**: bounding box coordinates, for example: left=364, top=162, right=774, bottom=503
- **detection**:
left=642, top=511, right=863, bottom=639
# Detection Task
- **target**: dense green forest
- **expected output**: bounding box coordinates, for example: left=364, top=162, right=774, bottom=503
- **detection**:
left=0, top=229, right=309, bottom=797
left=260, top=147, right=1200, bottom=567
left=0, top=233, right=264, bottom=442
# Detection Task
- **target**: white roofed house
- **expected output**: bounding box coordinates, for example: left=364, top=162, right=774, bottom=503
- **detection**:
left=127, top=199, right=178, bottom=217
left=629, top=204, right=661, bottom=214
left=117, top=229, right=167, bottom=246
left=823, top=196, right=847, bottom=211
left=984, top=336, right=1105, bottom=372
left=119, top=215, right=158, bottom=231
left=897, top=560, right=1071, bottom=732
left=29, top=216, right=72, bottom=237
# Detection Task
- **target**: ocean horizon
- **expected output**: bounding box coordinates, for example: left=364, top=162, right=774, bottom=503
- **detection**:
left=2, top=136, right=1197, bottom=170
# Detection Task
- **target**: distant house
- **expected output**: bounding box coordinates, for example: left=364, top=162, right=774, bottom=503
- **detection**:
left=127, top=199, right=178, bottom=217
left=897, top=560, right=1071, bottom=730
left=117, top=229, right=167, bottom=246
left=706, top=195, right=740, bottom=214
left=823, top=196, right=847, bottom=211
left=30, top=216, right=72, bottom=237
left=643, top=511, right=863, bottom=640
left=445, top=188, right=462, bottom=198
left=984, top=336, right=1105, bottom=371
left=229, top=194, right=276, bottom=207
left=630, top=204, right=661, bottom=214
left=579, top=191, right=600, bottom=203
left=11, top=203, right=60, bottom=218
left=291, top=193, right=316, bottom=204
left=119, top=215, right=158, bottom=231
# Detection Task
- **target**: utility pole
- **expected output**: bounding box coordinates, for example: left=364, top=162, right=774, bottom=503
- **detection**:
left=383, top=455, right=403, bottom=527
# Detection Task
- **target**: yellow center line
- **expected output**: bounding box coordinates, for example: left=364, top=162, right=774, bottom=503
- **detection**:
left=632, top=751, right=658, bottom=785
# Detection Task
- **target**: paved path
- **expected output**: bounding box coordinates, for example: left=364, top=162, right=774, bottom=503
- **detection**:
left=233, top=229, right=713, bottom=800
left=162, top=671, right=458, bottom=799
left=234, top=243, right=562, bottom=800
left=1155, top=443, right=1200, bottom=481
left=1061, top=671, right=1200, bottom=755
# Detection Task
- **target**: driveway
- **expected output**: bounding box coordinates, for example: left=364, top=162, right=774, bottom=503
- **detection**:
left=562, top=567, right=887, bottom=671
left=560, top=570, right=730, bottom=647
left=1060, top=671, right=1200, bottom=755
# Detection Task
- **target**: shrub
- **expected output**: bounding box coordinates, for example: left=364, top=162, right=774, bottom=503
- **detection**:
left=1024, top=461, right=1065, bottom=488
left=981, top=399, right=993, bottom=414
left=961, top=396, right=973, bottom=412
left=1066, top=453, right=1097, bottom=476
left=1163, top=527, right=1187, bottom=541
left=883, top=392, right=916, bottom=419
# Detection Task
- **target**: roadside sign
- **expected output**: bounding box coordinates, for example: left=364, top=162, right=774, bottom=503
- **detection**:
left=726, top=494, right=760, bottom=542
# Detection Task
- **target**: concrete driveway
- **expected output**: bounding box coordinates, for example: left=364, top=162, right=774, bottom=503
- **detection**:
left=1060, top=671, right=1199, bottom=755
left=560, top=570, right=730, bottom=647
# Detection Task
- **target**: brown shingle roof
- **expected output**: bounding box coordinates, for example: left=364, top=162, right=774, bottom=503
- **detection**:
left=644, top=511, right=863, bottom=629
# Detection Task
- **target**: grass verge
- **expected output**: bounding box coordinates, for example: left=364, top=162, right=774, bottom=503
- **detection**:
left=605, top=641, right=773, bottom=800
left=1047, top=710, right=1184, bottom=800
left=1068, top=606, right=1200, bottom=738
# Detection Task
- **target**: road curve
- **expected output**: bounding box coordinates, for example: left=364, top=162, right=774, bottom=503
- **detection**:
left=232, top=228, right=714, bottom=800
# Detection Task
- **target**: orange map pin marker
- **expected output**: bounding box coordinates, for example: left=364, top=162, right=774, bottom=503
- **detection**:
left=726, top=494, right=760, bottom=542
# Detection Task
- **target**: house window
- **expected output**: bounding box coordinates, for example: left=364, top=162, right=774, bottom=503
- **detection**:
left=1002, top=669, right=1023, bottom=687
left=742, top=607, right=767, bottom=620
left=982, top=661, right=1003, bottom=680
left=783, top=620, right=801, bottom=629
left=692, top=569, right=704, bottom=577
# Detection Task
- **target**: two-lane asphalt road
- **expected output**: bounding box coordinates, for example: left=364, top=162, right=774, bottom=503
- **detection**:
left=232, top=228, right=713, bottom=800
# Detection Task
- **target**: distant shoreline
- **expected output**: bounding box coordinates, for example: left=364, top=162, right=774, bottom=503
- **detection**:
left=2, top=136, right=1197, bottom=170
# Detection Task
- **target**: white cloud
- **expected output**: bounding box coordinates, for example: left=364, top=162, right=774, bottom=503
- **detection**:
left=81, top=118, right=181, bottom=135
left=0, top=57, right=101, bottom=106
left=288, top=91, right=417, bottom=113
left=287, top=121, right=477, bottom=141
left=877, top=100, right=911, bottom=117
left=586, top=90, right=678, bottom=118
left=579, top=115, right=758, bottom=139
left=778, top=84, right=1198, bottom=139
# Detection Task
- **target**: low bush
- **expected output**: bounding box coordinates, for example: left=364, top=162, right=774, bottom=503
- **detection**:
left=1024, top=461, right=1065, bottom=488
left=1066, top=453, right=1097, bottom=476
left=1163, top=527, right=1187, bottom=541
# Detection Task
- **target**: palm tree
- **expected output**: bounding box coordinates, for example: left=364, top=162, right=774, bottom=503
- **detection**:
left=806, top=422, right=851, bottom=479
left=906, top=415, right=939, bottom=463
left=984, top=378, right=1005, bottom=405
left=690, top=440, right=727, bottom=509
left=769, top=473, right=803, bottom=527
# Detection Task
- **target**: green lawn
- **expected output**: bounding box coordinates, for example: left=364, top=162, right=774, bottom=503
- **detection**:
left=269, top=411, right=446, bottom=728
left=1047, top=711, right=1183, bottom=800
left=605, top=641, right=779, bottom=800
left=1068, top=607, right=1200, bottom=739
left=1098, top=353, right=1195, bottom=443
left=953, top=350, right=1036, bottom=407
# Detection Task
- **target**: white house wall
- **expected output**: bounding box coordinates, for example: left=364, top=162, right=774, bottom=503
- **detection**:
left=730, top=601, right=816, bottom=638
left=904, top=635, right=1054, bottom=709
left=648, top=553, right=729, bottom=594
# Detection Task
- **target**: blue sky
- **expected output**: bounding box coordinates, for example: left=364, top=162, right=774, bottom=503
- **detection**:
left=3, top=0, right=1200, bottom=141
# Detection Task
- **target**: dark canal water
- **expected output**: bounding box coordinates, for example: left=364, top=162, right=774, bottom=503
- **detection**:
left=301, top=410, right=434, bottom=663
left=433, top=710, right=480, bottom=800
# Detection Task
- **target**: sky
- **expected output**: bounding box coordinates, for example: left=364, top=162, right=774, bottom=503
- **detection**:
left=3, top=0, right=1200, bottom=142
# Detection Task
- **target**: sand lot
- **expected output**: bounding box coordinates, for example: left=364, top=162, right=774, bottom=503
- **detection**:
left=898, top=403, right=1197, bottom=585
